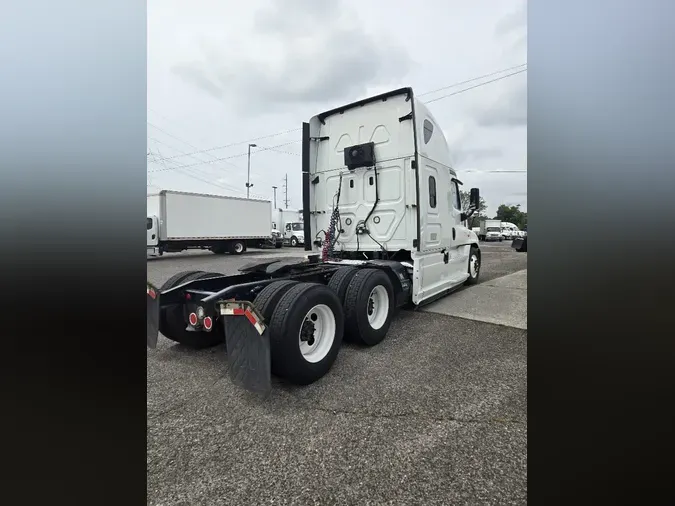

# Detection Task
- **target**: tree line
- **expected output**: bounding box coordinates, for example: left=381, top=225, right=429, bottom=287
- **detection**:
left=460, top=190, right=527, bottom=230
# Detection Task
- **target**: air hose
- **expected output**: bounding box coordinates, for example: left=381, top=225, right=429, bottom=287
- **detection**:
left=321, top=174, right=343, bottom=261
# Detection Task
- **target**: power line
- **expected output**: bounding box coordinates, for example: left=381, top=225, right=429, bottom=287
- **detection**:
left=148, top=148, right=266, bottom=199
left=423, top=68, right=527, bottom=105
left=147, top=139, right=301, bottom=174
left=258, top=145, right=301, bottom=157
left=148, top=121, right=243, bottom=170
left=150, top=126, right=302, bottom=164
left=418, top=63, right=527, bottom=97
left=147, top=135, right=245, bottom=178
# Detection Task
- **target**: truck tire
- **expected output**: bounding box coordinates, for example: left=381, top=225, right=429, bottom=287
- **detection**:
left=211, top=244, right=227, bottom=255
left=253, top=280, right=299, bottom=323
left=327, top=266, right=359, bottom=303
left=198, top=271, right=224, bottom=280
left=230, top=240, right=247, bottom=255
left=343, top=268, right=395, bottom=346
left=464, top=246, right=481, bottom=286
left=160, top=271, right=225, bottom=348
left=160, top=270, right=203, bottom=291
left=268, top=283, right=344, bottom=385
left=290, top=236, right=298, bottom=247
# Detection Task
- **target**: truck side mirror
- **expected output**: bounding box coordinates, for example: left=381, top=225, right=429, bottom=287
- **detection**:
left=469, top=188, right=480, bottom=209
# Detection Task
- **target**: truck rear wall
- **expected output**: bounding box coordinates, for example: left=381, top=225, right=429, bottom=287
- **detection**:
left=160, top=192, right=272, bottom=240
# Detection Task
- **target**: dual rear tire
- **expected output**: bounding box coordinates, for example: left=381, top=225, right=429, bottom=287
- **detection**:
left=251, top=267, right=397, bottom=385
left=330, top=268, right=395, bottom=346
left=253, top=281, right=344, bottom=385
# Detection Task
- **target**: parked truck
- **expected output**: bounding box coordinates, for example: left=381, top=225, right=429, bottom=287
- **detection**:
left=146, top=87, right=482, bottom=394
left=147, top=190, right=280, bottom=256
left=271, top=208, right=305, bottom=247
left=479, top=219, right=503, bottom=241
left=512, top=226, right=528, bottom=252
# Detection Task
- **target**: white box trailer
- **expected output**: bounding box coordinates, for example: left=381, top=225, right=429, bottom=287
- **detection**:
left=147, top=190, right=280, bottom=256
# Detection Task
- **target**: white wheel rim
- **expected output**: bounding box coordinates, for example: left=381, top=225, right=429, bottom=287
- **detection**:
left=367, top=285, right=389, bottom=330
left=235, top=243, right=243, bottom=253
left=470, top=254, right=479, bottom=278
left=298, top=304, right=336, bottom=363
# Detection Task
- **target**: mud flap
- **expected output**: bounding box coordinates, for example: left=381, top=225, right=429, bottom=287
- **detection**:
left=221, top=301, right=271, bottom=395
left=511, top=238, right=527, bottom=252
left=147, top=282, right=160, bottom=348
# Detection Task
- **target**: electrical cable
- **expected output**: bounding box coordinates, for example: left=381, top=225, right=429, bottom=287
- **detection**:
left=423, top=68, right=527, bottom=105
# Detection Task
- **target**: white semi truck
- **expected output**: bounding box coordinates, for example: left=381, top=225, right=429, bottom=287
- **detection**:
left=146, top=87, right=482, bottom=394
left=479, top=219, right=503, bottom=241
left=147, top=190, right=280, bottom=256
left=271, top=208, right=305, bottom=247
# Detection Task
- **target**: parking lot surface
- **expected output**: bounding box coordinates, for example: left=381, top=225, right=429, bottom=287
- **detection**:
left=147, top=242, right=527, bottom=505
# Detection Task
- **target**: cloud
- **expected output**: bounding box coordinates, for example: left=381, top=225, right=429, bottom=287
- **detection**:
left=443, top=127, right=504, bottom=166
left=170, top=0, right=412, bottom=114
left=454, top=147, right=505, bottom=165
left=495, top=1, right=526, bottom=38
left=474, top=76, right=527, bottom=128
left=467, top=2, right=527, bottom=129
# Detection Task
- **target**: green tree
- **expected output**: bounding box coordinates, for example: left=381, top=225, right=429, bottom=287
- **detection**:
left=459, top=190, right=488, bottom=228
left=494, top=204, right=527, bottom=229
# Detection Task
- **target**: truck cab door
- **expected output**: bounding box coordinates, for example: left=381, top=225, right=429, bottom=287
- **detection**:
left=147, top=216, right=158, bottom=246
left=448, top=179, right=470, bottom=277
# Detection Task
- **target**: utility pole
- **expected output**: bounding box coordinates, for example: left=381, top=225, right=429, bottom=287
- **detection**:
left=246, top=143, right=257, bottom=198
left=283, top=173, right=289, bottom=208
left=272, top=186, right=277, bottom=208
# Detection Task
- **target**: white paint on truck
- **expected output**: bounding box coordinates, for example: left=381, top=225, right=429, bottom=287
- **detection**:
left=307, top=88, right=480, bottom=305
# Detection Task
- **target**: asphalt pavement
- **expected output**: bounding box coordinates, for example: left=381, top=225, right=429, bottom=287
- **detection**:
left=147, top=242, right=527, bottom=505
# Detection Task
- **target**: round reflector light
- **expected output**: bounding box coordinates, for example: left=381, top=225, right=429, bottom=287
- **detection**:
left=203, top=316, right=213, bottom=330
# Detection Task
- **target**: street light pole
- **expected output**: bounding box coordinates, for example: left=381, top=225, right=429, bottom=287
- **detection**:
left=272, top=186, right=277, bottom=208
left=246, top=143, right=257, bottom=198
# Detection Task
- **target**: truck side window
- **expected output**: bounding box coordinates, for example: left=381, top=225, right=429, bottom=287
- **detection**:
left=429, top=176, right=437, bottom=208
left=146, top=218, right=152, bottom=230
left=423, top=119, right=434, bottom=144
left=451, top=181, right=461, bottom=210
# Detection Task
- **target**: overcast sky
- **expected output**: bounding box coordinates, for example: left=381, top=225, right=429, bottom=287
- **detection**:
left=147, top=0, right=527, bottom=217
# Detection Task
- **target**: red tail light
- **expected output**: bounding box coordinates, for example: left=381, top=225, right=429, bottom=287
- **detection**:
left=203, top=316, right=213, bottom=330
left=188, top=312, right=198, bottom=326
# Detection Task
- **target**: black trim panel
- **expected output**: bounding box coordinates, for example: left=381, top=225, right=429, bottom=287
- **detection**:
left=301, top=122, right=312, bottom=251
left=317, top=87, right=413, bottom=124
